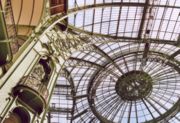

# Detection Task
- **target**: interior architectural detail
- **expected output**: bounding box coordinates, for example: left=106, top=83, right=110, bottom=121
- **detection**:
left=0, top=0, right=180, bottom=123
left=3, top=107, right=30, bottom=123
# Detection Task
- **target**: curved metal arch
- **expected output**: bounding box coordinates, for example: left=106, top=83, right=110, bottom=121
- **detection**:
left=65, top=24, right=177, bottom=45
left=59, top=68, right=76, bottom=122
left=67, top=57, right=120, bottom=79
left=61, top=68, right=75, bottom=89
left=67, top=57, right=103, bottom=68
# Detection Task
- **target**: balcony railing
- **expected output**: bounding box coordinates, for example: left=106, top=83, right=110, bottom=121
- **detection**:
left=13, top=76, right=49, bottom=114
left=19, top=76, right=49, bottom=101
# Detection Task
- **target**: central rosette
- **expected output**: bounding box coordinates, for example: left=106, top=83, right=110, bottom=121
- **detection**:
left=115, top=71, right=153, bottom=101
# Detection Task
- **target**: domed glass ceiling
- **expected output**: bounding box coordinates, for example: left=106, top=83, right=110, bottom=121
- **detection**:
left=49, top=0, right=180, bottom=123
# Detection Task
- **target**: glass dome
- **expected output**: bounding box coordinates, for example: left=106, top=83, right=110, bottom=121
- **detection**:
left=49, top=0, right=180, bottom=123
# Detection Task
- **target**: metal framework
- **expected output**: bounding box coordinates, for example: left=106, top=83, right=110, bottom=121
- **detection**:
left=48, top=0, right=180, bottom=123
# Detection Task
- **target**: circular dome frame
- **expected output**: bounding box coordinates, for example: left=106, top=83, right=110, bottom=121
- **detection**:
left=87, top=48, right=180, bottom=123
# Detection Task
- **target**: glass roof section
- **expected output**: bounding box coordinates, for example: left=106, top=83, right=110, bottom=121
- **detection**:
left=68, top=0, right=180, bottom=42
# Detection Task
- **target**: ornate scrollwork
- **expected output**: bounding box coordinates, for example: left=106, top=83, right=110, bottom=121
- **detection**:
left=30, top=64, right=45, bottom=81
